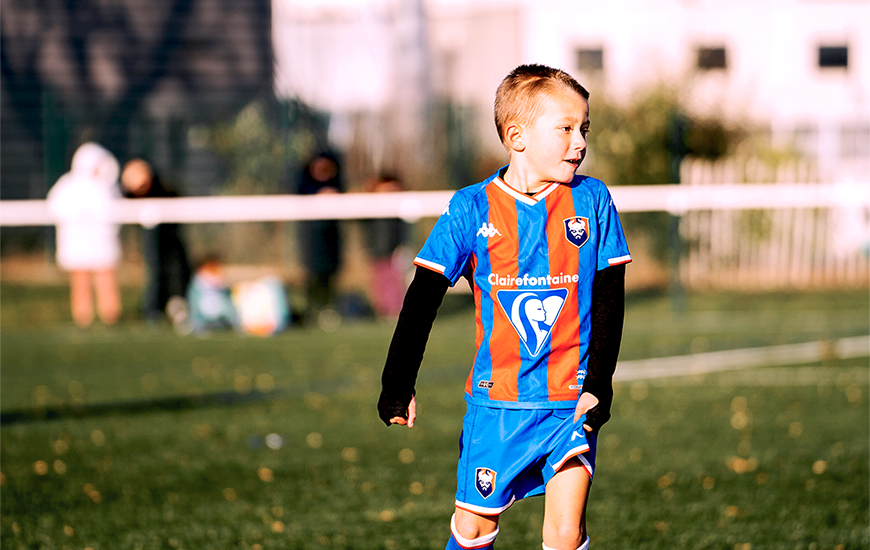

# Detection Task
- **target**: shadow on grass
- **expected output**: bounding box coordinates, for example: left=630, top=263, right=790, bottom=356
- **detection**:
left=1, top=361, right=474, bottom=427
left=0, top=378, right=356, bottom=426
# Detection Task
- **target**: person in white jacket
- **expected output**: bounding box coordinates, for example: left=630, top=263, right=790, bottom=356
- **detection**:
left=47, top=142, right=122, bottom=327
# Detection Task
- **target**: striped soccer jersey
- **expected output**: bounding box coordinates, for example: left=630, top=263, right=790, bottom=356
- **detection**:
left=415, top=169, right=631, bottom=409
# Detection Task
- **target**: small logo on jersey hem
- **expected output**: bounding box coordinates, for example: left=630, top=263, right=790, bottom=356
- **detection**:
left=478, top=380, right=494, bottom=389
left=475, top=468, right=497, bottom=499
left=564, top=217, right=590, bottom=248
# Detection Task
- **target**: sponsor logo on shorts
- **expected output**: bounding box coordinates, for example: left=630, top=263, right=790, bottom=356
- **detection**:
left=478, top=380, right=494, bottom=389
left=475, top=468, right=497, bottom=499
left=564, top=216, right=590, bottom=248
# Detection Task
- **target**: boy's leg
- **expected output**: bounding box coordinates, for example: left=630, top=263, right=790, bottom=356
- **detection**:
left=446, top=508, right=499, bottom=550
left=542, top=459, right=591, bottom=550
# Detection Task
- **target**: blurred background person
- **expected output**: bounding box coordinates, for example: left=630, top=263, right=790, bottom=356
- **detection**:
left=362, top=174, right=411, bottom=319
left=186, top=255, right=236, bottom=334
left=46, top=142, right=122, bottom=328
left=120, top=158, right=192, bottom=327
left=297, top=151, right=344, bottom=325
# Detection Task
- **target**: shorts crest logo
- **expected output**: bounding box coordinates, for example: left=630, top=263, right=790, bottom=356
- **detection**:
left=475, top=467, right=497, bottom=499
left=564, top=217, right=590, bottom=248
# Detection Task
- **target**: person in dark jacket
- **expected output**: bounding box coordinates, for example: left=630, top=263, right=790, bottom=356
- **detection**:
left=120, top=158, right=191, bottom=325
left=297, top=151, right=344, bottom=322
left=362, top=174, right=410, bottom=319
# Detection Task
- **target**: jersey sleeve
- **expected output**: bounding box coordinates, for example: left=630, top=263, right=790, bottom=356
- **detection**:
left=414, top=189, right=475, bottom=284
left=594, top=183, right=632, bottom=270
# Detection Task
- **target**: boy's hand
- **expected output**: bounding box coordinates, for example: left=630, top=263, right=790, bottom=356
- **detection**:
left=388, top=395, right=417, bottom=428
left=575, top=392, right=600, bottom=431
left=377, top=393, right=416, bottom=427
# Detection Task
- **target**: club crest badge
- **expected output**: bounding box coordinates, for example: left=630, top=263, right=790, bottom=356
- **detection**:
left=475, top=468, right=497, bottom=499
left=496, top=289, right=568, bottom=357
left=564, top=217, right=590, bottom=248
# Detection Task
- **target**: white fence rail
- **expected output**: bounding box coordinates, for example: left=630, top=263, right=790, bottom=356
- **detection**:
left=1, top=183, right=868, bottom=227
left=2, top=183, right=868, bottom=289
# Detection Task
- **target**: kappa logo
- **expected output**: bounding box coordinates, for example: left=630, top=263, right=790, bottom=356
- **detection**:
left=442, top=201, right=451, bottom=216
left=496, top=288, right=568, bottom=356
left=475, top=468, right=497, bottom=499
left=476, top=222, right=503, bottom=238
left=564, top=217, right=590, bottom=248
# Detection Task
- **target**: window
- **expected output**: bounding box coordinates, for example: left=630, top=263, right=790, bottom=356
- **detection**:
left=818, top=46, right=848, bottom=69
left=696, top=47, right=727, bottom=70
left=576, top=48, right=604, bottom=71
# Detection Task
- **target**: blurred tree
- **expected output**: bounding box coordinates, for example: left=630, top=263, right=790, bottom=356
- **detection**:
left=207, top=100, right=330, bottom=195
left=1, top=0, right=272, bottom=199
left=588, top=87, right=738, bottom=186
left=208, top=102, right=286, bottom=195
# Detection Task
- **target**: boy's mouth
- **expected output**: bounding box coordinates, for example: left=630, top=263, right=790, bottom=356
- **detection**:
left=564, top=159, right=581, bottom=167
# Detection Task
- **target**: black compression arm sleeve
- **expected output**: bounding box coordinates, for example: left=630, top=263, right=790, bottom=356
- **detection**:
left=581, top=263, right=626, bottom=431
left=377, top=265, right=451, bottom=426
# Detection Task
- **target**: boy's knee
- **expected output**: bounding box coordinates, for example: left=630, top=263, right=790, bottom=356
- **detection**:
left=451, top=511, right=499, bottom=542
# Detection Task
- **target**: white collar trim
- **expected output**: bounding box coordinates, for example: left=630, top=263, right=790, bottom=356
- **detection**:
left=493, top=177, right=561, bottom=205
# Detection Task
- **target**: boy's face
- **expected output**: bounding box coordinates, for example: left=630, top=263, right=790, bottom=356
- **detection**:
left=518, top=91, right=590, bottom=184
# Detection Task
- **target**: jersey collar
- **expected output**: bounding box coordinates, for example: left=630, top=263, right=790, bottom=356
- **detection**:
left=493, top=176, right=562, bottom=206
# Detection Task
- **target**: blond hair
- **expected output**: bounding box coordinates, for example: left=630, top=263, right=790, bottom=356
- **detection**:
left=494, top=64, right=590, bottom=145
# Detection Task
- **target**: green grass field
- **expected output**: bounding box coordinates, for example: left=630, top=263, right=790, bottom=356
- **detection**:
left=1, top=284, right=868, bottom=550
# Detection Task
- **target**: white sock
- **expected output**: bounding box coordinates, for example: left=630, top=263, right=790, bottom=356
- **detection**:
left=542, top=536, right=590, bottom=550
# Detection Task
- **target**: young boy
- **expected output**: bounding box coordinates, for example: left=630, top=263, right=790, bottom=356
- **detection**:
left=378, top=64, right=631, bottom=550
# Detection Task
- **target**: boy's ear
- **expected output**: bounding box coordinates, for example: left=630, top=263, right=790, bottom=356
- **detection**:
left=504, top=123, right=525, bottom=152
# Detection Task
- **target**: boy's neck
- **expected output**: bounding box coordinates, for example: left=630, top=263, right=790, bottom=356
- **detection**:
left=501, top=165, right=551, bottom=196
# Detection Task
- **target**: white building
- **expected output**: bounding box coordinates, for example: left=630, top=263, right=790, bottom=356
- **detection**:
left=272, top=0, right=869, bottom=182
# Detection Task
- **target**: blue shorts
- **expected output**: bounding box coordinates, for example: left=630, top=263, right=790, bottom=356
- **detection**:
left=454, top=403, right=598, bottom=516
